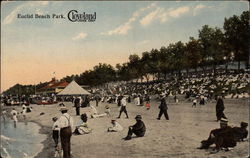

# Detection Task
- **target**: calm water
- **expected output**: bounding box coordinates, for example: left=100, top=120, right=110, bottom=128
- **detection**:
left=0, top=117, right=46, bottom=158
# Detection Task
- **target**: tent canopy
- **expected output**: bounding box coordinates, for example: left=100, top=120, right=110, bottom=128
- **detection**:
left=57, top=80, right=91, bottom=95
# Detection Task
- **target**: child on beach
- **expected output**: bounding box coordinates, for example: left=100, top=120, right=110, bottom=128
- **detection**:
left=10, top=108, right=18, bottom=128
left=10, top=108, right=18, bottom=122
left=107, top=120, right=123, bottom=132
left=52, top=116, right=62, bottom=157
left=52, top=117, right=60, bottom=147
left=22, top=104, right=27, bottom=119
left=145, top=95, right=151, bottom=110
left=74, top=113, right=92, bottom=135
left=192, top=99, right=197, bottom=108
left=105, top=104, right=111, bottom=117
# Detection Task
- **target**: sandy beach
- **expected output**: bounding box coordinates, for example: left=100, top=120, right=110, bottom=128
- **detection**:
left=7, top=97, right=249, bottom=158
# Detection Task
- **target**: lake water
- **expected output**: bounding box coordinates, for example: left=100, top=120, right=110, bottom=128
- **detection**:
left=0, top=117, right=46, bottom=158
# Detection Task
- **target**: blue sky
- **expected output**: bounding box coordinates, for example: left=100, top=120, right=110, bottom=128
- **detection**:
left=1, top=1, right=249, bottom=91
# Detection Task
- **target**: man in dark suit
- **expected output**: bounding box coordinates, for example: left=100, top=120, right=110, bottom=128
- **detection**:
left=124, top=115, right=146, bottom=140
left=74, top=97, right=80, bottom=116
left=233, top=122, right=248, bottom=142
left=216, top=96, right=227, bottom=121
left=198, top=119, right=236, bottom=152
left=157, top=95, right=169, bottom=120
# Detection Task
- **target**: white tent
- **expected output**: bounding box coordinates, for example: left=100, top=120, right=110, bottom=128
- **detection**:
left=57, top=80, right=91, bottom=95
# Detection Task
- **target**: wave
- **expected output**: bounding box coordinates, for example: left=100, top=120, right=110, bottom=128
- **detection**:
left=0, top=135, right=16, bottom=141
left=1, top=144, right=12, bottom=158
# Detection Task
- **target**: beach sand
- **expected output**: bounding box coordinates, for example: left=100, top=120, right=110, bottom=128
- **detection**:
left=10, top=97, right=249, bottom=158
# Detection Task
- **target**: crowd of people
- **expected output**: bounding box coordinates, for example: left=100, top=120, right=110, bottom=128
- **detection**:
left=1, top=71, right=249, bottom=158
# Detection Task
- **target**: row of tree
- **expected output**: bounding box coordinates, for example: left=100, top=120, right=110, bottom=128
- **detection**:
left=3, top=11, right=249, bottom=95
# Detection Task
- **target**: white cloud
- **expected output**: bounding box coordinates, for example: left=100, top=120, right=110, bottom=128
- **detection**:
left=72, top=32, right=88, bottom=40
left=140, top=6, right=189, bottom=27
left=3, top=1, right=49, bottom=25
left=101, top=2, right=157, bottom=36
left=168, top=6, right=189, bottom=18
left=140, top=8, right=162, bottom=26
left=193, top=4, right=206, bottom=15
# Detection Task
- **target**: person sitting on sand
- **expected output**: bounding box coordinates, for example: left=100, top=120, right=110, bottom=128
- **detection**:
left=123, top=115, right=146, bottom=140
left=198, top=118, right=236, bottom=152
left=233, top=122, right=248, bottom=142
left=26, top=105, right=32, bottom=113
left=107, top=119, right=123, bottom=132
left=192, top=98, right=197, bottom=108
left=89, top=105, right=107, bottom=118
left=73, top=113, right=92, bottom=135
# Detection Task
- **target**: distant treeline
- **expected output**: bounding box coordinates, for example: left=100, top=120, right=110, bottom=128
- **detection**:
left=3, top=11, right=249, bottom=95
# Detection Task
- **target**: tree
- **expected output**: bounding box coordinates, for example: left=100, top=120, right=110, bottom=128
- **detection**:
left=223, top=12, right=249, bottom=70
left=127, top=54, right=141, bottom=82
left=199, top=25, right=225, bottom=74
left=185, top=37, right=202, bottom=74
left=239, top=11, right=249, bottom=68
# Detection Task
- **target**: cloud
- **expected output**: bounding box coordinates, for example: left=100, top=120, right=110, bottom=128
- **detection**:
left=168, top=6, right=189, bottom=18
left=140, top=6, right=190, bottom=27
left=140, top=8, right=162, bottom=26
left=193, top=4, right=205, bottom=15
left=101, top=2, right=157, bottom=36
left=72, top=32, right=88, bottom=40
left=3, top=1, right=49, bottom=25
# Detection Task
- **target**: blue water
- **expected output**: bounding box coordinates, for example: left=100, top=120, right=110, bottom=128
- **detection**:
left=1, top=117, right=46, bottom=158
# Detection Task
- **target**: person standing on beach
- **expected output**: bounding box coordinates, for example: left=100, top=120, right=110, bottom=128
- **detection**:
left=157, top=95, right=169, bottom=120
left=2, top=110, right=7, bottom=121
left=52, top=117, right=60, bottom=147
left=74, top=96, right=81, bottom=116
left=145, top=94, right=151, bottom=110
left=216, top=96, right=227, bottom=121
left=57, top=107, right=74, bottom=158
left=22, top=104, right=27, bottom=120
left=10, top=108, right=18, bottom=127
left=117, top=96, right=129, bottom=119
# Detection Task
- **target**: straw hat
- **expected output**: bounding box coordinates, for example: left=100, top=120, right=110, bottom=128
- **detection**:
left=60, top=107, right=68, bottom=111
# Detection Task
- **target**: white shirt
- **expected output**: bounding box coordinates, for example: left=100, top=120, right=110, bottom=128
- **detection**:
left=10, top=110, right=18, bottom=122
left=110, top=122, right=123, bottom=131
left=57, top=113, right=74, bottom=129
left=11, top=110, right=18, bottom=116
left=22, top=105, right=27, bottom=115
left=121, top=98, right=126, bottom=106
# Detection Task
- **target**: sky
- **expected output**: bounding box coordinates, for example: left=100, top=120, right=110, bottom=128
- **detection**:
left=1, top=1, right=249, bottom=92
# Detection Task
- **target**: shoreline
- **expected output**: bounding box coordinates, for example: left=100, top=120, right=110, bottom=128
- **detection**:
left=31, top=120, right=54, bottom=158
left=1, top=98, right=249, bottom=158
left=1, top=106, right=54, bottom=158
